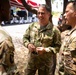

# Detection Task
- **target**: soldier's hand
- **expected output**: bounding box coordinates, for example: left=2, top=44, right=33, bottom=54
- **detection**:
left=36, top=47, right=45, bottom=55
left=27, top=43, right=36, bottom=52
left=0, top=65, right=6, bottom=74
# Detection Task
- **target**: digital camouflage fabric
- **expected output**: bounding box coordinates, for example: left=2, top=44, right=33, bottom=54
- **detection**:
left=0, top=26, right=16, bottom=75
left=59, top=27, right=76, bottom=75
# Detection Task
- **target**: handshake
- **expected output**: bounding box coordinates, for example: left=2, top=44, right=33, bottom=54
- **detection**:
left=27, top=43, right=45, bottom=55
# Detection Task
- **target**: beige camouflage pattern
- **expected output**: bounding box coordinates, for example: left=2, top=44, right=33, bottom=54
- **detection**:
left=59, top=27, right=76, bottom=75
left=0, top=26, right=16, bottom=75
left=23, top=22, right=61, bottom=75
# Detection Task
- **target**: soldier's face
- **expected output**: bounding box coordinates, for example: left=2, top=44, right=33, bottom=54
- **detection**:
left=37, top=6, right=50, bottom=26
left=64, top=3, right=76, bottom=26
left=0, top=0, right=10, bottom=23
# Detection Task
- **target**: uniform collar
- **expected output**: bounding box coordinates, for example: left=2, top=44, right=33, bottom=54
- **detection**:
left=67, top=26, right=76, bottom=36
left=39, top=22, right=53, bottom=32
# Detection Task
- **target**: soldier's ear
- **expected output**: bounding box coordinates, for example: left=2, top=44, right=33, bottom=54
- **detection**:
left=74, top=11, right=76, bottom=17
left=75, top=12, right=76, bottom=17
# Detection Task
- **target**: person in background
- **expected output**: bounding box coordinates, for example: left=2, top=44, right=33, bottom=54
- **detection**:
left=23, top=4, right=61, bottom=75
left=59, top=1, right=76, bottom=75
left=0, top=0, right=16, bottom=75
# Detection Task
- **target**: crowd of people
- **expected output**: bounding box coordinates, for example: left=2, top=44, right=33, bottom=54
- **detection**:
left=1, top=9, right=38, bottom=25
left=0, top=0, right=76, bottom=75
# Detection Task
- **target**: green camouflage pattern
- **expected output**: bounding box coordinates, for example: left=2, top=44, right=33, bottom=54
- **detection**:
left=59, top=27, right=76, bottom=75
left=0, top=26, right=16, bottom=75
left=23, top=22, right=61, bottom=75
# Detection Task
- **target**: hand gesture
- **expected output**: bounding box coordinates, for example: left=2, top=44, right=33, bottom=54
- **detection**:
left=36, top=47, right=45, bottom=55
left=28, top=43, right=36, bottom=52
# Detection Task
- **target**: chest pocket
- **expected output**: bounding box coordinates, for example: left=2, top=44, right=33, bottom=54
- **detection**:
left=30, top=26, right=38, bottom=42
left=41, top=37, right=53, bottom=47
left=41, top=31, right=54, bottom=47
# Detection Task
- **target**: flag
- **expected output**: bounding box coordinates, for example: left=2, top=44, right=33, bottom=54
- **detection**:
left=27, top=0, right=40, bottom=8
left=10, top=0, right=25, bottom=9
left=10, top=0, right=40, bottom=9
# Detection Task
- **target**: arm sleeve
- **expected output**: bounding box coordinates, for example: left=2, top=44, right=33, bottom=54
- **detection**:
left=23, top=24, right=32, bottom=47
left=68, top=37, right=76, bottom=57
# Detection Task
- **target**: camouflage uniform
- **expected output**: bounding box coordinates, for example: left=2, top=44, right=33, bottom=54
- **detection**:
left=0, top=26, right=16, bottom=75
left=59, top=27, right=76, bottom=75
left=23, top=22, right=61, bottom=75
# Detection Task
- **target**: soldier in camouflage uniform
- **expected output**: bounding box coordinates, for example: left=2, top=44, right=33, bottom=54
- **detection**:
left=59, top=1, right=76, bottom=75
left=23, top=4, right=61, bottom=75
left=0, top=0, right=16, bottom=75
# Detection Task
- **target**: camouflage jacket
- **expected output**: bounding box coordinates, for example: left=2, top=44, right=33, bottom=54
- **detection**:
left=23, top=22, right=61, bottom=54
left=59, top=27, right=76, bottom=75
left=0, top=26, right=16, bottom=74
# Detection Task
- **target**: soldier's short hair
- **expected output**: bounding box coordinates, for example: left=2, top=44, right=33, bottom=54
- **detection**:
left=68, top=1, right=76, bottom=10
left=38, top=4, right=51, bottom=13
